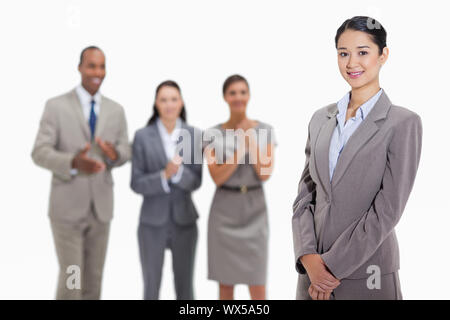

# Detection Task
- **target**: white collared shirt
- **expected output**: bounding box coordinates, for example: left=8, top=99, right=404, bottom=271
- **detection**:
left=157, top=117, right=184, bottom=193
left=328, top=89, right=383, bottom=181
left=75, top=84, right=101, bottom=120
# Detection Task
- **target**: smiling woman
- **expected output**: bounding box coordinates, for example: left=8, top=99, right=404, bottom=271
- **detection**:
left=335, top=17, right=389, bottom=106
left=205, top=74, right=277, bottom=301
left=292, top=16, right=422, bottom=300
left=130, top=80, right=202, bottom=300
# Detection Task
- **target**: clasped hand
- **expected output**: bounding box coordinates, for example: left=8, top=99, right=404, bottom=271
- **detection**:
left=300, top=253, right=340, bottom=300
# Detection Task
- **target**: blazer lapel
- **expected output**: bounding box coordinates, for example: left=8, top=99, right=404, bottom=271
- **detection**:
left=313, top=104, right=338, bottom=196
left=94, top=95, right=108, bottom=138
left=148, top=122, right=168, bottom=168
left=69, top=89, right=90, bottom=140
left=331, top=90, right=392, bottom=188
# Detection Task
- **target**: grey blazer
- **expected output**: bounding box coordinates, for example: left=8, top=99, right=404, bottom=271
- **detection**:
left=292, top=91, right=422, bottom=280
left=130, top=120, right=202, bottom=227
left=31, top=89, right=131, bottom=223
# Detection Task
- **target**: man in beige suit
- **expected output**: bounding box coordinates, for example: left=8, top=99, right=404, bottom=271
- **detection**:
left=31, top=46, right=131, bottom=299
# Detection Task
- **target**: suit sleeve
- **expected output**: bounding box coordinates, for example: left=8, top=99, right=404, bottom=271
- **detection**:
left=31, top=100, right=74, bottom=181
left=292, top=121, right=318, bottom=274
left=130, top=132, right=169, bottom=196
left=105, top=106, right=131, bottom=168
left=321, top=114, right=422, bottom=280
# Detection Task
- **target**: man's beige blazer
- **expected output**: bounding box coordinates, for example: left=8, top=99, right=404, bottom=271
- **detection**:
left=32, top=88, right=131, bottom=223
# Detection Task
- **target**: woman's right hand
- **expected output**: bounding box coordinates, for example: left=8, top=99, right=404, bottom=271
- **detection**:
left=300, top=253, right=341, bottom=293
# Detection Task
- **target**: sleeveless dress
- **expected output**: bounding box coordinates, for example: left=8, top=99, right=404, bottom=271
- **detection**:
left=206, top=121, right=276, bottom=285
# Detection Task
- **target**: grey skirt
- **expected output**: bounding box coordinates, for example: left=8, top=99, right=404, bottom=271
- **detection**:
left=207, top=187, right=268, bottom=285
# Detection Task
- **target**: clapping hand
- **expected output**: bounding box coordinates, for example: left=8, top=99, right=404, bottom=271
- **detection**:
left=164, top=154, right=182, bottom=179
left=72, top=143, right=105, bottom=174
left=95, top=137, right=118, bottom=161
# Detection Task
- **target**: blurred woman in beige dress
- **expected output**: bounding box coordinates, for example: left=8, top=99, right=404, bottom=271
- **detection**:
left=204, top=75, right=277, bottom=300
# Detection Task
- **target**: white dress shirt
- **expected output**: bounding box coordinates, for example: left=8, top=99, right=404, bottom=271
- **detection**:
left=75, top=84, right=101, bottom=120
left=328, top=89, right=383, bottom=181
left=157, top=117, right=184, bottom=193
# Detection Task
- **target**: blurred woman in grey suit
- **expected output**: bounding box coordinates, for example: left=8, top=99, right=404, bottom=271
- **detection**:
left=292, top=16, right=422, bottom=300
left=205, top=75, right=276, bottom=300
left=131, top=80, right=202, bottom=300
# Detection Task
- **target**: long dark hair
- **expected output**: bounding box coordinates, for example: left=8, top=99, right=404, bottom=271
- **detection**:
left=335, top=16, right=387, bottom=55
left=147, top=80, right=187, bottom=125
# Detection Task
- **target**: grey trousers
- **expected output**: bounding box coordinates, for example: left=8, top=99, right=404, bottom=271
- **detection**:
left=138, top=216, right=198, bottom=300
left=50, top=203, right=110, bottom=300
left=296, top=271, right=403, bottom=300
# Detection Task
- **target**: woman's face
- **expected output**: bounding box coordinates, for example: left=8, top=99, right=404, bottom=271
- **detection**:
left=223, top=81, right=250, bottom=114
left=155, top=86, right=184, bottom=121
left=337, top=29, right=388, bottom=90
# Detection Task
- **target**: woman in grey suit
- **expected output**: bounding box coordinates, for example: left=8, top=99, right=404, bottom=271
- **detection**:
left=131, top=80, right=202, bottom=300
left=292, top=16, right=422, bottom=300
left=205, top=75, right=276, bottom=300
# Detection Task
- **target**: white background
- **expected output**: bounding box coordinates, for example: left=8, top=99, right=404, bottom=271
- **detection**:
left=0, top=0, right=449, bottom=300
